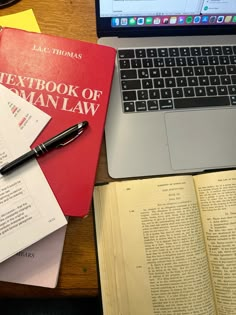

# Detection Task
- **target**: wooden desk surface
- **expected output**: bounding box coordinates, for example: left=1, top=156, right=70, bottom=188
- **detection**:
left=0, top=0, right=111, bottom=298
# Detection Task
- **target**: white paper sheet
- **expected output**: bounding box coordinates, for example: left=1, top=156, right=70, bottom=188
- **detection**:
left=0, top=86, right=67, bottom=263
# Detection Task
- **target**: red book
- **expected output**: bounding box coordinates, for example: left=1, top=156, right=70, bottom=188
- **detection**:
left=0, top=27, right=116, bottom=217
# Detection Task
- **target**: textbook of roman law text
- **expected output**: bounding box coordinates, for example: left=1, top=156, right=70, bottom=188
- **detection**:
left=0, top=27, right=116, bottom=217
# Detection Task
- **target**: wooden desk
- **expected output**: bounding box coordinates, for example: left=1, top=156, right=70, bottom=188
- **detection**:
left=0, top=0, right=111, bottom=298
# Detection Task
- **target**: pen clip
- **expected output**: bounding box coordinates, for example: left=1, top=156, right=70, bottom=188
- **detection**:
left=56, top=130, right=84, bottom=147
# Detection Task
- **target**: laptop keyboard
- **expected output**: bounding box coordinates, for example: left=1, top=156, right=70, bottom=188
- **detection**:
left=118, top=45, right=236, bottom=112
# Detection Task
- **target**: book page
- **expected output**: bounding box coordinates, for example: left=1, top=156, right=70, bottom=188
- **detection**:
left=95, top=176, right=216, bottom=315
left=94, top=184, right=130, bottom=315
left=0, top=91, right=67, bottom=263
left=194, top=170, right=236, bottom=315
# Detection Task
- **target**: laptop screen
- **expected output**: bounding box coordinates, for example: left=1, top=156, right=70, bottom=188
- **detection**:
left=96, top=0, right=236, bottom=37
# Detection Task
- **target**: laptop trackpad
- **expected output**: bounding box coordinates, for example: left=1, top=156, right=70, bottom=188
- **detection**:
left=165, top=109, right=236, bottom=171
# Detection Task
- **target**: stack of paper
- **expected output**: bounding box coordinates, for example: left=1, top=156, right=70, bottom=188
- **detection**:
left=0, top=9, right=67, bottom=288
left=0, top=83, right=67, bottom=284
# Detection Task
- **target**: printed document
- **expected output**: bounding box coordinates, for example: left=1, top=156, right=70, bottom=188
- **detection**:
left=0, top=85, right=67, bottom=263
left=1, top=84, right=50, bottom=145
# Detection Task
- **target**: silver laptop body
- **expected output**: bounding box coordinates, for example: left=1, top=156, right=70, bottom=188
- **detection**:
left=96, top=2, right=236, bottom=179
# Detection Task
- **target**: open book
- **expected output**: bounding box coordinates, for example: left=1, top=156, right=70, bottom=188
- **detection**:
left=93, top=170, right=236, bottom=315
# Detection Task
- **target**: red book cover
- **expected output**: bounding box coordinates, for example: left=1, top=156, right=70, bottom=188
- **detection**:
left=0, top=27, right=116, bottom=217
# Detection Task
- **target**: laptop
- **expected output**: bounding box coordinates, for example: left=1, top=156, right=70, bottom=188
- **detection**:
left=95, top=1, right=236, bottom=179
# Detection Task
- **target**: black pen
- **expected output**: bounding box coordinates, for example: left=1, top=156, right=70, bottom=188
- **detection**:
left=0, top=121, right=88, bottom=175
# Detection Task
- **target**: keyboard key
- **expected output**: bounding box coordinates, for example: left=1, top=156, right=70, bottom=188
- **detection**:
left=201, top=47, right=212, bottom=55
left=149, top=89, right=160, bottom=99
left=138, top=69, right=149, bottom=78
left=219, top=56, right=230, bottom=65
left=138, top=90, right=149, bottom=100
left=147, top=49, right=157, bottom=57
left=161, top=89, right=172, bottom=98
left=188, top=77, right=198, bottom=86
left=161, top=68, right=172, bottom=77
left=212, top=46, right=222, bottom=55
left=216, top=66, right=226, bottom=75
left=158, top=48, right=168, bottom=57
left=184, top=87, right=195, bottom=97
left=222, top=46, right=233, bottom=55
left=119, top=50, right=135, bottom=59
left=147, top=100, right=159, bottom=110
left=124, top=101, right=135, bottom=112
left=206, top=86, right=217, bottom=96
left=205, top=66, right=216, bottom=75
left=228, top=85, right=236, bottom=95
left=198, top=56, right=208, bottom=65
left=136, top=101, right=147, bottom=111
left=176, top=57, right=187, bottom=66
left=227, top=65, right=236, bottom=74
left=176, top=77, right=187, bottom=87
left=119, top=59, right=130, bottom=69
left=169, top=48, right=179, bottom=57
left=174, top=96, right=230, bottom=108
left=183, top=67, right=194, bottom=76
left=210, top=76, right=220, bottom=85
left=220, top=75, right=231, bottom=85
left=131, top=59, right=142, bottom=68
left=172, top=88, right=183, bottom=98
left=142, top=79, right=153, bottom=89
left=208, top=56, right=219, bottom=65
left=123, top=90, right=136, bottom=101
left=195, top=87, right=206, bottom=96
left=179, top=47, right=190, bottom=56
left=154, top=58, right=165, bottom=67
left=165, top=58, right=176, bottom=67
left=154, top=78, right=164, bottom=88
left=172, top=67, right=183, bottom=76
left=165, top=78, right=176, bottom=87
left=142, top=59, right=153, bottom=68
left=121, top=69, right=137, bottom=79
left=217, top=86, right=228, bottom=95
left=135, top=49, right=146, bottom=58
left=187, top=57, right=198, bottom=66
left=121, top=80, right=141, bottom=90
left=230, top=56, right=236, bottom=64
left=191, top=47, right=201, bottom=56
left=149, top=68, right=160, bottom=77
left=199, top=76, right=210, bottom=86
left=231, top=96, right=236, bottom=105
left=232, top=75, right=236, bottom=84
left=160, top=99, right=173, bottom=110
left=194, top=67, right=205, bottom=76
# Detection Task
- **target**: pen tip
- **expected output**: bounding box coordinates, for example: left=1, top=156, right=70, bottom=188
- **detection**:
left=77, top=121, right=88, bottom=130
left=82, top=121, right=88, bottom=128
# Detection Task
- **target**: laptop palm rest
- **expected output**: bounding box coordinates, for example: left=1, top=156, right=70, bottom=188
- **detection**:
left=165, top=109, right=236, bottom=171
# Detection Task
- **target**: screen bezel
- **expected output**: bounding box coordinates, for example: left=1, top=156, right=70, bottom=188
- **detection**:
left=95, top=1, right=236, bottom=38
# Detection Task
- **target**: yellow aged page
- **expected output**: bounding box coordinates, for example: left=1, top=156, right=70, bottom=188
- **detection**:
left=115, top=176, right=216, bottom=315
left=94, top=184, right=130, bottom=315
left=194, top=170, right=236, bottom=315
